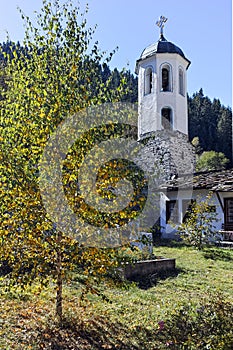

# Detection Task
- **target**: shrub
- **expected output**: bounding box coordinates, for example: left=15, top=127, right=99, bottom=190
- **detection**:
left=156, top=296, right=233, bottom=349
left=175, top=193, right=219, bottom=250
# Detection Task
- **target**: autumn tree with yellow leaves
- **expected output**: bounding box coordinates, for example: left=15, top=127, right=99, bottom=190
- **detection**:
left=0, top=0, right=145, bottom=321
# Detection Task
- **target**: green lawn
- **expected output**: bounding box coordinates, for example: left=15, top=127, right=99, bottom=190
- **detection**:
left=0, top=244, right=233, bottom=349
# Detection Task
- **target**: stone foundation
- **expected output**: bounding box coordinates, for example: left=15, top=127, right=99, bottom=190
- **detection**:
left=137, top=130, right=195, bottom=181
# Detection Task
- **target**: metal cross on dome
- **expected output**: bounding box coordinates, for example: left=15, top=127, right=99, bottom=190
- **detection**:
left=156, top=15, right=168, bottom=36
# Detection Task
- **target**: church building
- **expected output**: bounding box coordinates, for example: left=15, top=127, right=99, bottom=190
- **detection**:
left=135, top=16, right=233, bottom=242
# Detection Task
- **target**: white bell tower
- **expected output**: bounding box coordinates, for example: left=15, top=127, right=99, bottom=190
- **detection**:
left=135, top=16, right=191, bottom=140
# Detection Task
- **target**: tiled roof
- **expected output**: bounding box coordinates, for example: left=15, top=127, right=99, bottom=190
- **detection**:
left=160, top=169, right=233, bottom=192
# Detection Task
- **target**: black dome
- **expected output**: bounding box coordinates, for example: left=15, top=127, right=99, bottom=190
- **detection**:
left=135, top=34, right=191, bottom=74
left=140, top=35, right=187, bottom=60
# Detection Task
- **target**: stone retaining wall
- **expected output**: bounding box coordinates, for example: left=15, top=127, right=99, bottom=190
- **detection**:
left=124, top=258, right=176, bottom=280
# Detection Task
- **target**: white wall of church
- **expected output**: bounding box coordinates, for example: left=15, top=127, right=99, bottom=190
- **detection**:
left=138, top=56, right=158, bottom=136
left=160, top=190, right=225, bottom=239
left=137, top=53, right=189, bottom=138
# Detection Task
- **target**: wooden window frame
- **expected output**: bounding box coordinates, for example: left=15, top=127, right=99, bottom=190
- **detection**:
left=224, top=198, right=233, bottom=230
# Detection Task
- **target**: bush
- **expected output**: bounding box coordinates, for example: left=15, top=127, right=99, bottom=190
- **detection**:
left=175, top=193, right=219, bottom=250
left=156, top=296, right=233, bottom=349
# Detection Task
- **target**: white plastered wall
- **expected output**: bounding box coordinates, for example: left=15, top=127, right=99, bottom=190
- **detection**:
left=138, top=53, right=189, bottom=138
left=160, top=189, right=229, bottom=239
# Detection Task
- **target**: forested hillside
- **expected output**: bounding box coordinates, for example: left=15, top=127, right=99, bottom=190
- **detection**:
left=0, top=41, right=138, bottom=104
left=0, top=41, right=232, bottom=166
left=188, top=89, right=232, bottom=167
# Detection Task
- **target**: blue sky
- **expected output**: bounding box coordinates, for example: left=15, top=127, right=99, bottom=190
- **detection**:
left=0, top=0, right=232, bottom=107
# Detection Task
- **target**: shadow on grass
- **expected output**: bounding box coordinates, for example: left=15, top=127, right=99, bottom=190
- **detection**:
left=203, top=248, right=233, bottom=262
left=128, top=267, right=186, bottom=290
left=22, top=290, right=233, bottom=350
left=36, top=314, right=157, bottom=350
left=154, top=239, right=189, bottom=249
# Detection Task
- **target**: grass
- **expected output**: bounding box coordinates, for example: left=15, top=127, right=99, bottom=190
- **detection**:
left=0, top=244, right=233, bottom=349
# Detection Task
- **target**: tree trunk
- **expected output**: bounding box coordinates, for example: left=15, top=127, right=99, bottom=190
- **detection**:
left=56, top=233, right=63, bottom=322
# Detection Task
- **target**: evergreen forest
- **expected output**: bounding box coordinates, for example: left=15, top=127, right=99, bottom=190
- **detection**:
left=0, top=41, right=232, bottom=168
left=0, top=4, right=232, bottom=348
